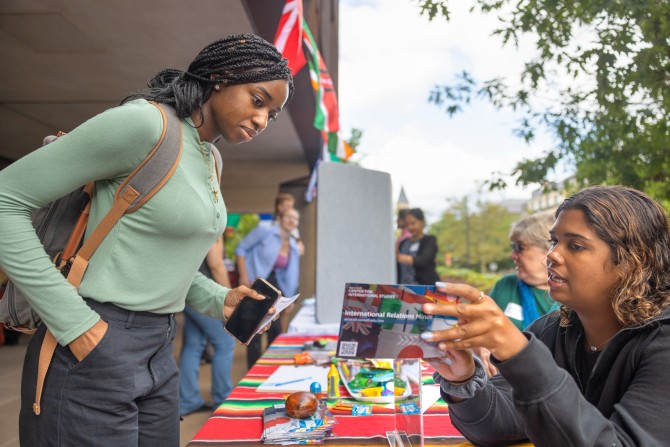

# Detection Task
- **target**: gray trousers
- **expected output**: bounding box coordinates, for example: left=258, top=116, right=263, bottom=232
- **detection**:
left=20, top=299, right=179, bottom=446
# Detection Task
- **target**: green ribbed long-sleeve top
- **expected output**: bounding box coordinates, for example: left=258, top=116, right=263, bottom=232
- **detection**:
left=0, top=99, right=228, bottom=345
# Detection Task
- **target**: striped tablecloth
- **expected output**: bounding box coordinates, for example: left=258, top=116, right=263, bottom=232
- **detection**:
left=188, top=335, right=528, bottom=446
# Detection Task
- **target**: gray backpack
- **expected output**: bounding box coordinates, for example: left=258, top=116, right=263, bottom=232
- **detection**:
left=0, top=101, right=184, bottom=333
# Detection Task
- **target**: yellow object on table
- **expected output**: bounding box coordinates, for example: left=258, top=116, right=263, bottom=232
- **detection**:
left=360, top=386, right=383, bottom=397
left=327, top=362, right=340, bottom=398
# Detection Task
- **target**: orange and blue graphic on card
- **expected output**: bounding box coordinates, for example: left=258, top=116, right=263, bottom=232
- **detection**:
left=398, top=402, right=420, bottom=415
left=377, top=287, right=458, bottom=332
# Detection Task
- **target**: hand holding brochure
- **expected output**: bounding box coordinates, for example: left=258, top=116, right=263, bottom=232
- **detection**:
left=336, top=283, right=461, bottom=359
left=254, top=293, right=300, bottom=338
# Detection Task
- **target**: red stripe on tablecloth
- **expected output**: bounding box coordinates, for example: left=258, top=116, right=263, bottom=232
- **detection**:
left=191, top=416, right=262, bottom=441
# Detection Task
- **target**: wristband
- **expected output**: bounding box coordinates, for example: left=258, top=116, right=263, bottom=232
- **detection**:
left=446, top=371, right=477, bottom=385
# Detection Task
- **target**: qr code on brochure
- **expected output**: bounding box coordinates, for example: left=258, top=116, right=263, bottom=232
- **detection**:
left=338, top=341, right=358, bottom=357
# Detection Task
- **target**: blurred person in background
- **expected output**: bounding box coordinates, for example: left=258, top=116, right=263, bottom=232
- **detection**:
left=235, top=208, right=300, bottom=368
left=396, top=208, right=439, bottom=285
left=490, top=211, right=558, bottom=330
left=478, top=211, right=558, bottom=376
left=274, top=192, right=304, bottom=255
left=274, top=192, right=295, bottom=217
left=396, top=208, right=411, bottom=246
left=179, top=237, right=235, bottom=416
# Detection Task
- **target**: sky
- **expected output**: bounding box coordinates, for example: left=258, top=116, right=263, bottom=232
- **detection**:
left=338, top=0, right=561, bottom=223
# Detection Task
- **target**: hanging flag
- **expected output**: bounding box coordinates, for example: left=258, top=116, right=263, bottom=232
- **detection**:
left=276, top=5, right=356, bottom=200
left=322, top=130, right=356, bottom=162
left=302, top=21, right=340, bottom=134
left=339, top=139, right=355, bottom=161
left=322, top=130, right=339, bottom=162
left=304, top=159, right=319, bottom=203
left=273, top=0, right=306, bottom=74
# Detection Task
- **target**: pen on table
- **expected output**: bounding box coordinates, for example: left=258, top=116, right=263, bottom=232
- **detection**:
left=265, top=376, right=313, bottom=387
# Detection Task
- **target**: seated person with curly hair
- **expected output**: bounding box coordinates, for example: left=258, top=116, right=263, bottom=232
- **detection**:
left=421, top=186, right=670, bottom=446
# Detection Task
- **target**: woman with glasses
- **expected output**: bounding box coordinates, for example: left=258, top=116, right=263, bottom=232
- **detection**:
left=475, top=211, right=557, bottom=376
left=235, top=208, right=301, bottom=368
left=489, top=211, right=558, bottom=330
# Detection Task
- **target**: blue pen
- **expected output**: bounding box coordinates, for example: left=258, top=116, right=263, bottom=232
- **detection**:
left=266, top=376, right=312, bottom=387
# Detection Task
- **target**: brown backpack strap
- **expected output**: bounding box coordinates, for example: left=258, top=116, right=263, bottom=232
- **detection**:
left=55, top=182, right=95, bottom=271
left=67, top=186, right=140, bottom=288
left=32, top=329, right=57, bottom=416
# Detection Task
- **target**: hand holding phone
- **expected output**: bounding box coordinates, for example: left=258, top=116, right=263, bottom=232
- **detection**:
left=224, top=277, right=281, bottom=345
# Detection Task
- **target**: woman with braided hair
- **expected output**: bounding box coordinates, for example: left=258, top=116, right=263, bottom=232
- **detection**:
left=0, top=33, right=292, bottom=445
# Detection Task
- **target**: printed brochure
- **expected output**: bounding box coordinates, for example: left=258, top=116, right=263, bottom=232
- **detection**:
left=336, top=283, right=461, bottom=359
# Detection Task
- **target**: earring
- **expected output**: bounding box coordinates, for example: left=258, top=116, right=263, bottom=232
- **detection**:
left=214, top=84, right=221, bottom=91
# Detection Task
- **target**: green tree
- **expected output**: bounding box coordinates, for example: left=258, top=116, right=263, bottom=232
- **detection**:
left=470, top=201, right=519, bottom=273
left=346, top=128, right=364, bottom=151
left=431, top=198, right=470, bottom=267
left=224, top=213, right=259, bottom=261
left=430, top=197, right=520, bottom=273
left=416, top=0, right=670, bottom=209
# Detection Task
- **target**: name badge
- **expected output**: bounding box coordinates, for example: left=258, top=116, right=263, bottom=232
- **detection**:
left=504, top=302, right=523, bottom=321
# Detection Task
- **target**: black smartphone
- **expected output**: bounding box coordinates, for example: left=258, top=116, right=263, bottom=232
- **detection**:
left=224, top=277, right=281, bottom=345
